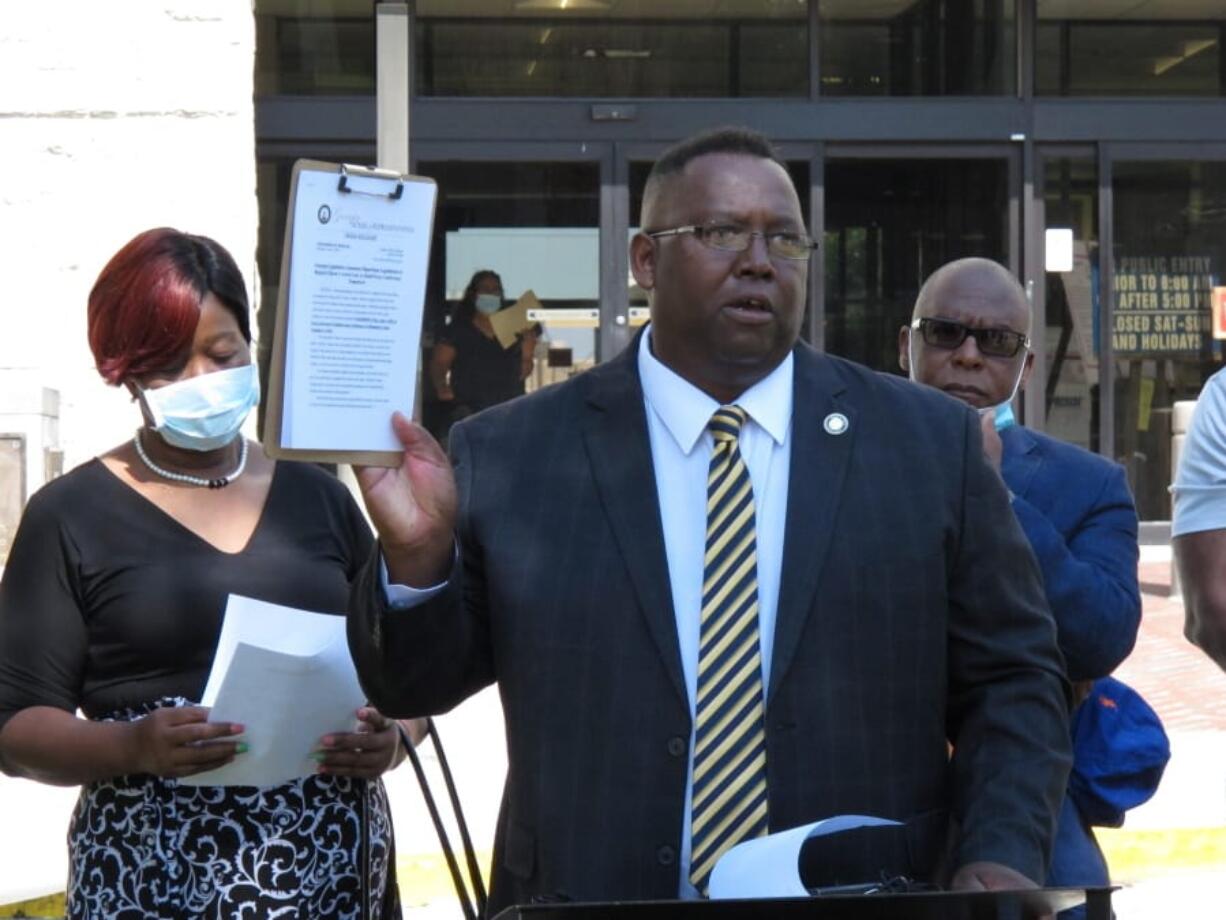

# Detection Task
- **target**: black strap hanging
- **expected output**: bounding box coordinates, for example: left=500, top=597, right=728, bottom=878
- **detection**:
left=399, top=717, right=487, bottom=920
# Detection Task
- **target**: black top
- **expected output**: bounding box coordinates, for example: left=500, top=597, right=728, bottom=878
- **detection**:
left=441, top=318, right=525, bottom=413
left=0, top=458, right=372, bottom=735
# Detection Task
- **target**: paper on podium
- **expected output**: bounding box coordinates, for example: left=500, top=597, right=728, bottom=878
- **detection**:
left=180, top=595, right=366, bottom=788
left=489, top=290, right=540, bottom=348
left=708, top=815, right=902, bottom=899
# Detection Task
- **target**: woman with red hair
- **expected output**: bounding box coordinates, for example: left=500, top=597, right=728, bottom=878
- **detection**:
left=0, top=228, right=417, bottom=918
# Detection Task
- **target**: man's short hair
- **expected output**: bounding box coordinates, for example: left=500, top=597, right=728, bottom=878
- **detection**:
left=642, top=126, right=785, bottom=220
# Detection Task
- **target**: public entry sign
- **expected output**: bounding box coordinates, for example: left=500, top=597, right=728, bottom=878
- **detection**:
left=1112, top=255, right=1216, bottom=355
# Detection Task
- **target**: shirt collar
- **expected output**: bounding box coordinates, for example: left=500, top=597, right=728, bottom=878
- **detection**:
left=638, top=325, right=793, bottom=455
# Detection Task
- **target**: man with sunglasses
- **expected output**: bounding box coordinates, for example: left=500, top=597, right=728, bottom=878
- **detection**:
left=349, top=130, right=1071, bottom=913
left=901, top=257, right=1142, bottom=917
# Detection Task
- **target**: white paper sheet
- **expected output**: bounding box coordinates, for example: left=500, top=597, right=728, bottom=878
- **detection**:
left=181, top=595, right=366, bottom=788
left=708, top=815, right=902, bottom=900
left=281, top=167, right=435, bottom=451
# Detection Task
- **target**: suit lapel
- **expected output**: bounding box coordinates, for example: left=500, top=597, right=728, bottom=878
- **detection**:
left=1000, top=424, right=1041, bottom=500
left=580, top=344, right=688, bottom=710
left=769, top=347, right=855, bottom=704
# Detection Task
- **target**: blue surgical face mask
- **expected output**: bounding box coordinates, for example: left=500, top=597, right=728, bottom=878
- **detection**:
left=988, top=401, right=1016, bottom=431
left=475, top=293, right=502, bottom=315
left=977, top=357, right=1028, bottom=431
left=140, top=363, right=260, bottom=452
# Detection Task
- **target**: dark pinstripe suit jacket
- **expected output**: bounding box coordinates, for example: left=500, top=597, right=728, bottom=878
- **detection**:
left=349, top=337, right=1072, bottom=916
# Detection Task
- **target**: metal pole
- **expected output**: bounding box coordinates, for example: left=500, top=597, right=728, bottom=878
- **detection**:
left=376, top=2, right=410, bottom=174
left=340, top=2, right=415, bottom=506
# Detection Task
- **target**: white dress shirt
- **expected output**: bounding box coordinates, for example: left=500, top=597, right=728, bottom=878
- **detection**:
left=636, top=327, right=793, bottom=897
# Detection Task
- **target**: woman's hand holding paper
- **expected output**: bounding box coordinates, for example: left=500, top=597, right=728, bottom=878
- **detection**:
left=314, top=706, right=403, bottom=779
left=129, top=706, right=247, bottom=779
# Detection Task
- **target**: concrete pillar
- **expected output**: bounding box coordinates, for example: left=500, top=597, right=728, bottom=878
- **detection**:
left=0, top=2, right=257, bottom=479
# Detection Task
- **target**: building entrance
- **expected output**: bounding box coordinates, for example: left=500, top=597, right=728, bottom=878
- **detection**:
left=1108, top=150, right=1226, bottom=521
left=823, top=151, right=1016, bottom=374
left=414, top=150, right=604, bottom=444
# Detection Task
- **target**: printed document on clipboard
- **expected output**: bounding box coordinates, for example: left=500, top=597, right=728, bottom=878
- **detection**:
left=264, top=160, right=437, bottom=466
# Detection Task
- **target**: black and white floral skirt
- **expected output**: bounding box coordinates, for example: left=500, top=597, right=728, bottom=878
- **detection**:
left=66, top=698, right=401, bottom=920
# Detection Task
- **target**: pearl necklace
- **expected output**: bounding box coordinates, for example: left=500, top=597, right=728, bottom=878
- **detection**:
left=133, top=431, right=247, bottom=489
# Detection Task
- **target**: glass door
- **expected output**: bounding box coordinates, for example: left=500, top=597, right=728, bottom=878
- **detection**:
left=823, top=147, right=1019, bottom=373
left=412, top=143, right=608, bottom=444
left=1036, top=147, right=1100, bottom=452
left=413, top=137, right=816, bottom=447
left=1106, top=146, right=1226, bottom=521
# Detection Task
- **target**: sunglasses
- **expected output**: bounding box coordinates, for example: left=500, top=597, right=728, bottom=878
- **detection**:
left=911, top=317, right=1030, bottom=359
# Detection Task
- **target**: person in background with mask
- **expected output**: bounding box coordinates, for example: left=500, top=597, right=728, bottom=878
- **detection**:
left=900, top=256, right=1143, bottom=917
left=429, top=269, right=538, bottom=432
left=0, top=227, right=421, bottom=919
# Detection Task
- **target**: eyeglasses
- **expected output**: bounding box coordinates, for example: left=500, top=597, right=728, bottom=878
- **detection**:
left=645, top=222, right=818, bottom=261
left=912, top=317, right=1030, bottom=358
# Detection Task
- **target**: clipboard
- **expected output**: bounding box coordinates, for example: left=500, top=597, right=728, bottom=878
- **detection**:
left=263, top=159, right=437, bottom=466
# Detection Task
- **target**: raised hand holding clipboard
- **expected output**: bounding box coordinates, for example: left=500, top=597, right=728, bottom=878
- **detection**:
left=264, top=160, right=437, bottom=466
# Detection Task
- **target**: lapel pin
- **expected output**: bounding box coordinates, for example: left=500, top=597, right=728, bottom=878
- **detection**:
left=823, top=412, right=849, bottom=436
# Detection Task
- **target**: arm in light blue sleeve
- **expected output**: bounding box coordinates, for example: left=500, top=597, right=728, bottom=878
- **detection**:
left=379, top=548, right=452, bottom=609
left=1173, top=371, right=1226, bottom=671
left=1173, top=372, right=1226, bottom=537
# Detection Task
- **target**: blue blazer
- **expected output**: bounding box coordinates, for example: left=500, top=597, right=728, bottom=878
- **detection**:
left=1000, top=425, right=1141, bottom=913
left=1000, top=425, right=1141, bottom=682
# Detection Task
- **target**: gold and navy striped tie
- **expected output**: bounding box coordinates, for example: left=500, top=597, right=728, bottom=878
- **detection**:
left=689, top=405, right=769, bottom=895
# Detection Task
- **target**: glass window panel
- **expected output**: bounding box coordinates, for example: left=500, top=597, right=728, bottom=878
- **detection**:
left=1111, top=159, right=1226, bottom=521
left=1036, top=2, right=1224, bottom=96
left=824, top=158, right=1010, bottom=371
left=415, top=1, right=808, bottom=98
left=1042, top=155, right=1099, bottom=453
left=738, top=23, right=811, bottom=96
left=416, top=161, right=600, bottom=445
left=255, top=1, right=375, bottom=96
left=819, top=0, right=1016, bottom=96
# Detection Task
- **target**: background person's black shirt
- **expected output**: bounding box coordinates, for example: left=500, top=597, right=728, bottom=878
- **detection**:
left=442, top=318, right=525, bottom=414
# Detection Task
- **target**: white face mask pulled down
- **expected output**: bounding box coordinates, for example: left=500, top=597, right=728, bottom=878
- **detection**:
left=907, top=332, right=1027, bottom=431
left=139, top=363, right=260, bottom=452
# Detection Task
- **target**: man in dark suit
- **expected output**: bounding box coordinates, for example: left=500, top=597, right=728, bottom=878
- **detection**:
left=349, top=129, right=1071, bottom=915
left=899, top=257, right=1142, bottom=915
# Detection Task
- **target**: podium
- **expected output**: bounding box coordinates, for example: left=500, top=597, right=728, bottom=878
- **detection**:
left=493, top=888, right=1112, bottom=920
